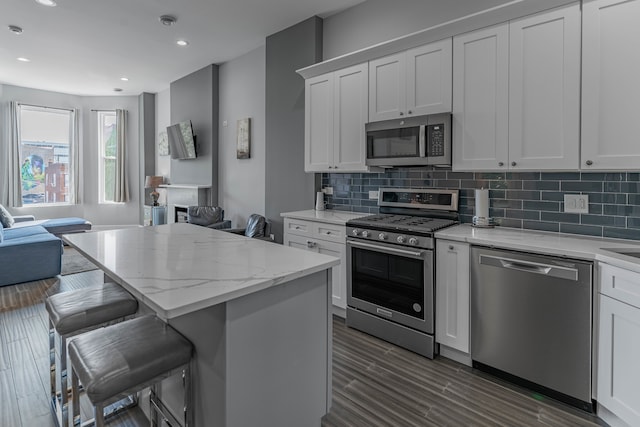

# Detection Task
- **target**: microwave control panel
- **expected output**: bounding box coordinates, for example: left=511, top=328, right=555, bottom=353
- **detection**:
left=426, top=124, right=445, bottom=157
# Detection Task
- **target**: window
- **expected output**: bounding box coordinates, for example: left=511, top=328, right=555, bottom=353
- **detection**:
left=19, top=105, right=75, bottom=205
left=98, top=111, right=117, bottom=203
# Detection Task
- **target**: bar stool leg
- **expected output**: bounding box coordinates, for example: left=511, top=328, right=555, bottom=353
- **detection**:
left=49, top=319, right=56, bottom=404
left=94, top=403, right=106, bottom=427
left=183, top=365, right=192, bottom=427
left=70, top=367, right=80, bottom=427
left=150, top=384, right=160, bottom=427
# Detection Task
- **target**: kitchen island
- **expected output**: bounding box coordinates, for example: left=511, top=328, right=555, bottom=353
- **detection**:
left=63, top=223, right=338, bottom=426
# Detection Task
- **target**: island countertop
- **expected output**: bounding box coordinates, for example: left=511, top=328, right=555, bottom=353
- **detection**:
left=63, top=223, right=339, bottom=320
left=280, top=209, right=370, bottom=225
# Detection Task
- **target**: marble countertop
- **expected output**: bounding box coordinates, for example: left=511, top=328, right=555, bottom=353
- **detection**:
left=280, top=209, right=370, bottom=225
left=436, top=224, right=640, bottom=273
left=63, top=223, right=339, bottom=320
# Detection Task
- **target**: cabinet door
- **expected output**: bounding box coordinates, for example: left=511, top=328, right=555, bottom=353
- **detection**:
left=369, top=52, right=406, bottom=121
left=452, top=24, right=509, bottom=171
left=509, top=5, right=580, bottom=170
left=317, top=239, right=347, bottom=310
left=406, top=39, right=452, bottom=116
left=435, top=240, right=470, bottom=353
left=333, top=63, right=369, bottom=172
left=305, top=73, right=334, bottom=172
left=582, top=0, right=640, bottom=170
left=598, top=295, right=640, bottom=426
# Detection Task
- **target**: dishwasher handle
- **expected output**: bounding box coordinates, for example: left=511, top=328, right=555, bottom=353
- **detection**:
left=478, top=254, right=579, bottom=281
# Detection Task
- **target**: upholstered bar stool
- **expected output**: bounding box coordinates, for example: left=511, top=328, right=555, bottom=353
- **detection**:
left=45, top=282, right=138, bottom=427
left=67, top=315, right=193, bottom=427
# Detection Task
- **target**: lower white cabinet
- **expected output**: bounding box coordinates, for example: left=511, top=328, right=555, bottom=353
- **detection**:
left=597, top=263, right=640, bottom=427
left=435, top=239, right=470, bottom=355
left=283, top=218, right=347, bottom=310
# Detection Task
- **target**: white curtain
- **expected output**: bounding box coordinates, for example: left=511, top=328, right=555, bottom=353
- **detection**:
left=113, top=109, right=129, bottom=203
left=69, top=108, right=80, bottom=204
left=1, top=102, right=23, bottom=207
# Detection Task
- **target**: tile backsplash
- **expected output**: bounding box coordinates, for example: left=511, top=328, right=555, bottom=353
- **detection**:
left=322, top=169, right=640, bottom=241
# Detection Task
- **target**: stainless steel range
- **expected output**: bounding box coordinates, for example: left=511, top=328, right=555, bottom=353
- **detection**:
left=345, top=188, right=459, bottom=359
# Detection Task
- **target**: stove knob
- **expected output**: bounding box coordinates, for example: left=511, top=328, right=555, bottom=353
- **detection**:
left=397, top=235, right=406, bottom=244
left=361, top=230, right=370, bottom=238
left=352, top=229, right=359, bottom=236
left=408, top=237, right=419, bottom=246
left=378, top=233, right=387, bottom=240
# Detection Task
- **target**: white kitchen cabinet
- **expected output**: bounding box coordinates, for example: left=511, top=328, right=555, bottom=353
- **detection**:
left=582, top=0, right=640, bottom=170
left=305, top=63, right=371, bottom=173
left=369, top=39, right=452, bottom=122
left=435, top=239, right=470, bottom=356
left=284, top=218, right=348, bottom=311
left=453, top=4, right=580, bottom=171
left=598, top=263, right=640, bottom=427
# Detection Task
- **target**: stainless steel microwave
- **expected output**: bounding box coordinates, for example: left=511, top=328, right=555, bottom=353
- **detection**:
left=365, top=113, right=451, bottom=167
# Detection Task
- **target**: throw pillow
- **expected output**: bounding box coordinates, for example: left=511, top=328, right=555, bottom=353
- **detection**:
left=0, top=204, right=15, bottom=228
left=0, top=221, right=4, bottom=243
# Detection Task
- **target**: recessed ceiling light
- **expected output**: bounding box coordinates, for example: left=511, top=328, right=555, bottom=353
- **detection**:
left=159, top=15, right=176, bottom=26
left=8, top=25, right=23, bottom=35
left=120, top=77, right=129, bottom=81
left=113, top=88, right=123, bottom=92
left=35, top=0, right=57, bottom=7
left=176, top=40, right=189, bottom=46
left=17, top=57, right=30, bottom=62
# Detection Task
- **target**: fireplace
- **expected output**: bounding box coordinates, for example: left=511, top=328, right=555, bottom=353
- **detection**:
left=159, top=184, right=211, bottom=224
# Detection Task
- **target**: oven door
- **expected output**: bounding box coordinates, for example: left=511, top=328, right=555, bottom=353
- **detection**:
left=346, top=239, right=434, bottom=334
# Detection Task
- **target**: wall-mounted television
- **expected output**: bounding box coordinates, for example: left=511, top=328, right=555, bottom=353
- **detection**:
left=167, top=120, right=197, bottom=159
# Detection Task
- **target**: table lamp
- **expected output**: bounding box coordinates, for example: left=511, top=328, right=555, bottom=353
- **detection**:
left=145, top=176, right=164, bottom=206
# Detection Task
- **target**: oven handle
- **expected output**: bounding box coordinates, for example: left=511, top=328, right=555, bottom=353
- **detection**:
left=347, top=239, right=426, bottom=259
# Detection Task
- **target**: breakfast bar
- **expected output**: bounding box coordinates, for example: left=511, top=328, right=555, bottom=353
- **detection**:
left=63, top=223, right=338, bottom=426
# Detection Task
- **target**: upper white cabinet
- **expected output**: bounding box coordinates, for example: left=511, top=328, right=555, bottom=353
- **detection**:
left=582, top=0, right=640, bottom=170
left=453, top=4, right=580, bottom=171
left=369, top=39, right=452, bottom=122
left=305, top=63, right=372, bottom=172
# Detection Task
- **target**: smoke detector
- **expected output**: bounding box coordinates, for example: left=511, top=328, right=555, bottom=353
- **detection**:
left=159, top=15, right=176, bottom=26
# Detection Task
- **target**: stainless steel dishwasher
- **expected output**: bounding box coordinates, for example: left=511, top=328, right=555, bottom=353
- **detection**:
left=470, top=246, right=594, bottom=412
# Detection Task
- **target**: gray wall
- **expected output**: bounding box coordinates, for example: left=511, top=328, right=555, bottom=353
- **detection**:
left=265, top=17, right=323, bottom=243
left=170, top=65, right=219, bottom=205
left=219, top=46, right=267, bottom=228
left=139, top=92, right=156, bottom=212
left=323, top=0, right=513, bottom=60
left=0, top=84, right=142, bottom=226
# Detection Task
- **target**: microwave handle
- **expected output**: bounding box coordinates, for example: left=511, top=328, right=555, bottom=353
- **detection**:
left=419, top=125, right=426, bottom=157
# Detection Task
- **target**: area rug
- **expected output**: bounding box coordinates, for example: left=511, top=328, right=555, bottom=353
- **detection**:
left=61, top=247, right=99, bottom=275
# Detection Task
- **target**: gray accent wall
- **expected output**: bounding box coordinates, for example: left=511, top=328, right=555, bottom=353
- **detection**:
left=265, top=17, right=323, bottom=243
left=170, top=64, right=219, bottom=205
left=139, top=92, right=156, bottom=213
left=323, top=0, right=514, bottom=60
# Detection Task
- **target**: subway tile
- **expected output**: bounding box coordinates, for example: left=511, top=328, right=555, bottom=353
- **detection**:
left=604, top=182, right=621, bottom=192
left=476, top=172, right=506, bottom=180
left=489, top=190, right=506, bottom=199
left=629, top=194, right=640, bottom=205
left=390, top=179, right=410, bottom=187
left=581, top=214, right=625, bottom=227
left=369, top=179, right=389, bottom=186
left=579, top=172, right=606, bottom=181
left=522, top=200, right=560, bottom=212
left=561, top=181, right=603, bottom=192
left=560, top=223, right=603, bottom=237
left=541, top=212, right=580, bottom=223
left=434, top=180, right=461, bottom=188
left=491, top=180, right=522, bottom=190
left=361, top=199, right=378, bottom=207
left=459, top=206, right=475, bottom=216
left=541, top=172, right=580, bottom=180
left=460, top=214, right=474, bottom=224
left=587, top=204, right=603, bottom=215
left=506, top=190, right=540, bottom=200
left=492, top=199, right=523, bottom=209
left=603, top=205, right=640, bottom=216
left=505, top=209, right=540, bottom=220
left=627, top=173, right=640, bottom=181
left=506, top=172, right=540, bottom=180
left=426, top=171, right=448, bottom=180
left=523, top=221, right=560, bottom=233
left=627, top=218, right=640, bottom=229
left=497, top=218, right=522, bottom=228
left=447, top=172, right=474, bottom=180
left=459, top=189, right=476, bottom=198
left=409, top=179, right=433, bottom=187
left=522, top=180, right=559, bottom=191
left=407, top=171, right=422, bottom=179
left=541, top=192, right=565, bottom=201
left=489, top=208, right=505, bottom=217
left=586, top=193, right=618, bottom=204
left=460, top=180, right=488, bottom=189
left=621, top=182, right=640, bottom=193
left=603, top=227, right=640, bottom=241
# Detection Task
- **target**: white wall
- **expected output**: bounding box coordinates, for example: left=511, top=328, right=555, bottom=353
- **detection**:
left=0, top=84, right=141, bottom=226
left=218, top=46, right=266, bottom=228
left=323, top=0, right=512, bottom=59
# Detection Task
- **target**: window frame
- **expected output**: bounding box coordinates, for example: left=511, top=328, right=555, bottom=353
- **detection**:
left=97, top=110, right=119, bottom=204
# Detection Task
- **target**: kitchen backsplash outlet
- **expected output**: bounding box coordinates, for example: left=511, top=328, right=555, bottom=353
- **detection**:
left=322, top=169, right=640, bottom=241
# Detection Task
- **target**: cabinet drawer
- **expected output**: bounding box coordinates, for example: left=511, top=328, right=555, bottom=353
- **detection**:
left=284, top=218, right=312, bottom=237
left=284, top=218, right=346, bottom=243
left=315, top=223, right=344, bottom=242
left=600, top=263, right=640, bottom=309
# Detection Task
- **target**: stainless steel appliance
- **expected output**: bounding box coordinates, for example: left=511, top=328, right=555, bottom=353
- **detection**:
left=365, top=113, right=451, bottom=167
left=470, top=246, right=594, bottom=412
left=346, top=188, right=459, bottom=358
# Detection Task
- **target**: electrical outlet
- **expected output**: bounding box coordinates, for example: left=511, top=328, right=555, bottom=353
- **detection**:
left=322, top=187, right=333, bottom=195
left=564, top=194, right=589, bottom=213
left=369, top=190, right=379, bottom=200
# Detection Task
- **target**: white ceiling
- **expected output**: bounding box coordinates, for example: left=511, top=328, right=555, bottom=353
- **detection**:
left=1, top=0, right=365, bottom=96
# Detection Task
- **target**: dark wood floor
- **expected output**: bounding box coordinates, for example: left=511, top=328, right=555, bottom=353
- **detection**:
left=1, top=270, right=606, bottom=426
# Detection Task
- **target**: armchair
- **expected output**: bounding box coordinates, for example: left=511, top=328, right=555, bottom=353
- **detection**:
left=225, top=214, right=273, bottom=241
left=186, top=206, right=231, bottom=230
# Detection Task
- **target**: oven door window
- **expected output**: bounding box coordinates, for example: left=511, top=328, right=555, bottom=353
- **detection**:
left=367, top=127, right=420, bottom=159
left=351, top=246, right=425, bottom=319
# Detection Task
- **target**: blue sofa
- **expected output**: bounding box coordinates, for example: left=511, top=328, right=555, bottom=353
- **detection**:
left=0, top=221, right=63, bottom=287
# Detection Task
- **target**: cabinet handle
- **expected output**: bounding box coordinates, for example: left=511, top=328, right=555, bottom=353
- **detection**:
left=399, top=112, right=404, bottom=116
left=407, top=110, right=412, bottom=114
left=511, top=161, right=517, bottom=167
left=306, top=240, right=317, bottom=248
left=498, top=162, right=504, bottom=167
left=586, top=160, right=593, bottom=166
left=325, top=231, right=331, bottom=235
left=448, top=245, right=454, bottom=250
